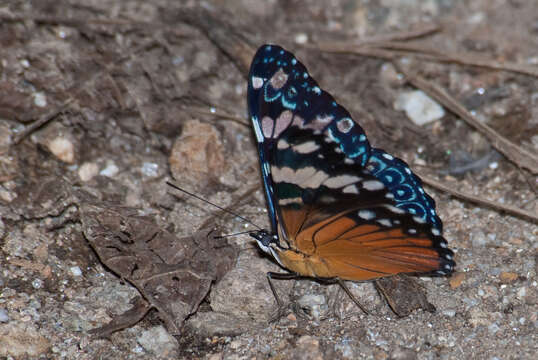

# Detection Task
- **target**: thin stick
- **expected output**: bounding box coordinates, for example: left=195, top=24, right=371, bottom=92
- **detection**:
left=369, top=41, right=538, bottom=78
left=315, top=23, right=441, bottom=48
left=316, top=41, right=538, bottom=78
left=13, top=99, right=74, bottom=145
left=417, top=172, right=538, bottom=224
left=189, top=107, right=249, bottom=127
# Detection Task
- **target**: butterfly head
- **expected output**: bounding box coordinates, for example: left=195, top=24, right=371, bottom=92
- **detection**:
left=250, top=229, right=290, bottom=269
left=249, top=229, right=278, bottom=254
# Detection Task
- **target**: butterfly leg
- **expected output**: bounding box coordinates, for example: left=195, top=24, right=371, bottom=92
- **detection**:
left=266, top=271, right=301, bottom=322
left=337, top=279, right=370, bottom=315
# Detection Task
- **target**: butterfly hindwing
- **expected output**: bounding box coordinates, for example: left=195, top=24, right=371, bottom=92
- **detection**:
left=248, top=44, right=454, bottom=280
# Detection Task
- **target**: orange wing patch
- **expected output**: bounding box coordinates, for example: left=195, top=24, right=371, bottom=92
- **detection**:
left=284, top=216, right=445, bottom=281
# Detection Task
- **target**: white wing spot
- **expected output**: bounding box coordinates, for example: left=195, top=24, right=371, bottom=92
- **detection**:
left=294, top=141, right=320, bottom=154
left=277, top=139, right=290, bottom=149
left=324, top=175, right=360, bottom=188
left=385, top=193, right=394, bottom=199
left=377, top=218, right=392, bottom=227
left=363, top=180, right=384, bottom=191
left=408, top=228, right=417, bottom=234
left=382, top=153, right=394, bottom=160
left=278, top=197, right=302, bottom=206
left=413, top=216, right=426, bottom=224
left=439, top=242, right=447, bottom=248
left=252, top=76, right=264, bottom=89
left=384, top=204, right=405, bottom=214
left=432, top=228, right=440, bottom=236
left=343, top=185, right=359, bottom=194
left=261, top=116, right=274, bottom=138
left=358, top=210, right=376, bottom=220
left=274, top=111, right=293, bottom=138
left=271, top=166, right=328, bottom=189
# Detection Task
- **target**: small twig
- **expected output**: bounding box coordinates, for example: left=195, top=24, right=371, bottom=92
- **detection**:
left=316, top=41, right=538, bottom=78
left=189, top=107, right=249, bottom=127
left=13, top=99, right=74, bottom=145
left=417, top=172, right=538, bottom=224
left=369, top=41, right=538, bottom=78
left=315, top=23, right=441, bottom=48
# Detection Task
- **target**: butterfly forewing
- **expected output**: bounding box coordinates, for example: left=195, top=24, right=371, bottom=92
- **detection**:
left=248, top=44, right=455, bottom=280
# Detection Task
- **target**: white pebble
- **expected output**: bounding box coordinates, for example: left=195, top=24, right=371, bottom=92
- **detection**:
left=394, top=90, right=445, bottom=125
left=78, top=162, right=99, bottom=182
left=137, top=325, right=178, bottom=356
left=0, top=308, right=9, bottom=322
left=48, top=137, right=75, bottom=163
left=70, top=266, right=82, bottom=276
left=294, top=33, right=308, bottom=44
left=141, top=162, right=159, bottom=177
left=100, top=161, right=119, bottom=177
left=33, top=92, right=47, bottom=107
left=32, top=278, right=43, bottom=289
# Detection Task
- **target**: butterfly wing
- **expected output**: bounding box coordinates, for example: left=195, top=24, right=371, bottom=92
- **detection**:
left=248, top=44, right=454, bottom=280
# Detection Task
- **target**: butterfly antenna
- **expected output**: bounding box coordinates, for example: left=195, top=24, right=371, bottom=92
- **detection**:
left=166, top=181, right=262, bottom=231
left=214, top=230, right=254, bottom=239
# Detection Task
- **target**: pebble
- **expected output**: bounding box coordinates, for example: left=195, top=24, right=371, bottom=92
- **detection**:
left=33, top=92, right=47, bottom=107
left=141, top=162, right=159, bottom=177
left=70, top=266, right=82, bottom=277
left=32, top=278, right=43, bottom=289
left=100, top=161, right=119, bottom=177
left=48, top=137, right=75, bottom=163
left=0, top=309, right=8, bottom=323
left=136, top=325, right=178, bottom=357
left=78, top=162, right=99, bottom=182
left=295, top=33, right=308, bottom=44
left=499, top=272, right=518, bottom=283
left=449, top=272, right=465, bottom=288
left=394, top=90, right=445, bottom=125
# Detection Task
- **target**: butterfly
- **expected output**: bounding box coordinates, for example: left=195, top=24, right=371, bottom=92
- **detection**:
left=246, top=44, right=454, bottom=305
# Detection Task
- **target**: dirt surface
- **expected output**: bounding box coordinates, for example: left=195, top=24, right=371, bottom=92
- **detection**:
left=0, top=1, right=537, bottom=359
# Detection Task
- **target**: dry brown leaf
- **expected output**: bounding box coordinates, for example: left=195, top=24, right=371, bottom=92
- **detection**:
left=79, top=201, right=237, bottom=335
